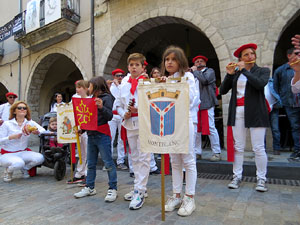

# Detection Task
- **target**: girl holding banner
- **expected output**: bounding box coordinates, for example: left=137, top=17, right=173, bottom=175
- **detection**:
left=74, top=76, right=117, bottom=202
left=161, top=46, right=197, bottom=217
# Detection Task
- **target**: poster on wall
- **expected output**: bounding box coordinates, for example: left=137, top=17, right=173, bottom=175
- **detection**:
left=138, top=80, right=190, bottom=154
left=25, top=0, right=40, bottom=33
left=57, top=103, right=77, bottom=144
left=45, top=0, right=62, bottom=25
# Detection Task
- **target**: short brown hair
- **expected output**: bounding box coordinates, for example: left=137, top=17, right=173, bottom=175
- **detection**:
left=75, top=80, right=89, bottom=89
left=127, top=53, right=146, bottom=65
left=9, top=101, right=31, bottom=120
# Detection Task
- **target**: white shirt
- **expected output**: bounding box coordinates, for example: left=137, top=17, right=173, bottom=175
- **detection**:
left=291, top=78, right=300, bottom=94
left=237, top=74, right=247, bottom=99
left=0, top=102, right=12, bottom=121
left=264, top=83, right=277, bottom=111
left=50, top=102, right=65, bottom=112
left=191, top=79, right=201, bottom=124
left=0, top=118, right=45, bottom=152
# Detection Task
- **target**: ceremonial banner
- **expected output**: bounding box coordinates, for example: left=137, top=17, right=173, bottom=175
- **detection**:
left=138, top=80, right=190, bottom=154
left=25, top=0, right=40, bottom=33
left=57, top=103, right=77, bottom=143
left=45, top=0, right=62, bottom=25
left=72, top=97, right=98, bottom=130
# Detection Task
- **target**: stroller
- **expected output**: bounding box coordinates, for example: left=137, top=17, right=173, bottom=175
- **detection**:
left=39, top=133, right=69, bottom=181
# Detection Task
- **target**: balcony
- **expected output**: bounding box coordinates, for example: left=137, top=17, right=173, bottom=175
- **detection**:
left=15, top=0, right=80, bottom=52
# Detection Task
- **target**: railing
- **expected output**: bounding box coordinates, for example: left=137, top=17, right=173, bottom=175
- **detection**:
left=15, top=0, right=80, bottom=37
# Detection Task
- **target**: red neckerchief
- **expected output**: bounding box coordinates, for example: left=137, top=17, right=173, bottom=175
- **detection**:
left=128, top=75, right=146, bottom=95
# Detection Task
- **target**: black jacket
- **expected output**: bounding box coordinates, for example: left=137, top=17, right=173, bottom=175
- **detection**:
left=219, top=64, right=270, bottom=127
left=87, top=93, right=115, bottom=136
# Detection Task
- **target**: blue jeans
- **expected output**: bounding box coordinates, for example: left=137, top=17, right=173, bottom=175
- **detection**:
left=285, top=106, right=300, bottom=152
left=269, top=108, right=281, bottom=150
left=86, top=133, right=117, bottom=190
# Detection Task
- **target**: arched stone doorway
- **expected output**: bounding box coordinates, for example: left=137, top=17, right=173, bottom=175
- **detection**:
left=103, top=16, right=221, bottom=86
left=0, top=82, right=8, bottom=104
left=273, top=9, right=300, bottom=71
left=26, top=52, right=85, bottom=120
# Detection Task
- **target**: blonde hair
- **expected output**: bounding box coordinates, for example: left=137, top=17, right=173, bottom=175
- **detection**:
left=9, top=101, right=31, bottom=120
left=127, top=53, right=146, bottom=65
left=75, top=80, right=89, bottom=89
left=48, top=117, right=57, bottom=131
left=161, top=46, right=188, bottom=77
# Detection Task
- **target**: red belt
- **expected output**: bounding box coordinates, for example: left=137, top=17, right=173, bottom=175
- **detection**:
left=1, top=148, right=31, bottom=155
left=112, top=110, right=118, bottom=115
left=236, top=97, right=245, bottom=106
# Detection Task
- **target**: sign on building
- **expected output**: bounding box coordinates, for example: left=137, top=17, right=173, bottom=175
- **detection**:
left=45, top=0, right=62, bottom=25
left=138, top=80, right=190, bottom=154
left=25, top=0, right=40, bottom=33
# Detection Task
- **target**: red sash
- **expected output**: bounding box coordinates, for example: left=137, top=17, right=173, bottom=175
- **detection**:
left=197, top=105, right=210, bottom=135
left=96, top=123, right=111, bottom=137
left=112, top=110, right=118, bottom=115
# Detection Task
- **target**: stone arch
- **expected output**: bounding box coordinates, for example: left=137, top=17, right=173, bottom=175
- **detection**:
left=25, top=47, right=87, bottom=119
left=262, top=1, right=300, bottom=67
left=98, top=7, right=230, bottom=76
left=0, top=81, right=9, bottom=104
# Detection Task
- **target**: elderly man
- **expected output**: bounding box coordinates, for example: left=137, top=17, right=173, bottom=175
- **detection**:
left=0, top=92, right=18, bottom=126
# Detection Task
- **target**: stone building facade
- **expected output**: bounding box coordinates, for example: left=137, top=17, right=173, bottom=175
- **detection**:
left=0, top=0, right=299, bottom=148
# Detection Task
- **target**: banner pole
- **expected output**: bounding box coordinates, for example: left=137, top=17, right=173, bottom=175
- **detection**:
left=161, top=154, right=165, bottom=221
left=69, top=143, right=73, bottom=182
left=74, top=126, right=82, bottom=164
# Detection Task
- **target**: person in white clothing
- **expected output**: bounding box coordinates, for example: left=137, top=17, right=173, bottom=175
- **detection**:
left=0, top=101, right=45, bottom=182
left=67, top=80, right=89, bottom=184
left=161, top=46, right=197, bottom=217
left=50, top=93, right=64, bottom=112
left=0, top=92, right=18, bottom=126
left=114, top=53, right=151, bottom=210
left=109, top=68, right=130, bottom=171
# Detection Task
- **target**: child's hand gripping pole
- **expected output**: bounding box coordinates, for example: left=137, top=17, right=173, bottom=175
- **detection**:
left=74, top=126, right=82, bottom=165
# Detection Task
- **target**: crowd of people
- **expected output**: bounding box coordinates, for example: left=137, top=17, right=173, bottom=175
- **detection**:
left=0, top=34, right=299, bottom=217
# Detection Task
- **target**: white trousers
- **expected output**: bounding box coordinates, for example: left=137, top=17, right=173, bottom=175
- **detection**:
left=232, top=106, right=267, bottom=181
left=170, top=119, right=197, bottom=195
left=75, top=132, right=88, bottom=178
left=0, top=151, right=44, bottom=172
left=127, top=130, right=151, bottom=193
left=194, top=107, right=221, bottom=155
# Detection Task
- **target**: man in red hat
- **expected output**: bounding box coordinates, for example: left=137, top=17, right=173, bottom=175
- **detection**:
left=191, top=55, right=221, bottom=162
left=0, top=92, right=18, bottom=126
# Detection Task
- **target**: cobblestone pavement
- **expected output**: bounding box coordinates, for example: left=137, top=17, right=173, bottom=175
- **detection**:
left=0, top=165, right=300, bottom=225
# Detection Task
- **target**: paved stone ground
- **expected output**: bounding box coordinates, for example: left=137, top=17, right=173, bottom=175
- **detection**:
left=0, top=164, right=300, bottom=225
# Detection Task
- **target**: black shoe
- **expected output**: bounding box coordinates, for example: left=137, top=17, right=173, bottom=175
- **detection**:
left=273, top=150, right=280, bottom=155
left=129, top=173, right=135, bottom=178
left=289, top=152, right=299, bottom=159
left=67, top=176, right=85, bottom=184
left=150, top=169, right=160, bottom=175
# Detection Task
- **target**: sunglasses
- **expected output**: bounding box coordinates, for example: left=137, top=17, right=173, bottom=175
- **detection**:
left=115, top=74, right=125, bottom=78
left=17, top=106, right=27, bottom=110
left=8, top=96, right=16, bottom=99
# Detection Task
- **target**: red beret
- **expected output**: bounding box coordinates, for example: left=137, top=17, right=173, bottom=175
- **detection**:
left=112, top=68, right=125, bottom=76
left=234, top=43, right=257, bottom=58
left=6, top=92, right=18, bottom=98
left=144, top=61, right=148, bottom=66
left=192, top=55, right=208, bottom=63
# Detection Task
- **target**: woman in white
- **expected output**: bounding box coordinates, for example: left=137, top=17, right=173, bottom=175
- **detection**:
left=0, top=101, right=45, bottom=182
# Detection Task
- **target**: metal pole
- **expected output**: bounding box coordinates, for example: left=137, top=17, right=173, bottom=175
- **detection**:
left=91, top=0, right=95, bottom=76
left=18, top=0, right=22, bottom=99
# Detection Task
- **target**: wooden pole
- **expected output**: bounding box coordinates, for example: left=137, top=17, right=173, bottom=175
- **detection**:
left=161, top=154, right=165, bottom=221
left=74, top=126, right=82, bottom=164
left=70, top=143, right=73, bottom=182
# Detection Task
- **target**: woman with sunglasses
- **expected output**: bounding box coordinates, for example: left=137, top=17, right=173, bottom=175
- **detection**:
left=0, top=101, right=45, bottom=182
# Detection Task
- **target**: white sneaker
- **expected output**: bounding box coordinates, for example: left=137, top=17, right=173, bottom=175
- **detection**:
left=21, top=169, right=30, bottom=179
left=3, top=169, right=13, bottom=182
left=129, top=190, right=145, bottom=210
left=177, top=195, right=196, bottom=216
left=105, top=189, right=117, bottom=202
left=228, top=176, right=241, bottom=189
left=74, top=187, right=97, bottom=198
left=124, top=189, right=148, bottom=201
left=165, top=194, right=182, bottom=212
left=256, top=179, right=268, bottom=192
